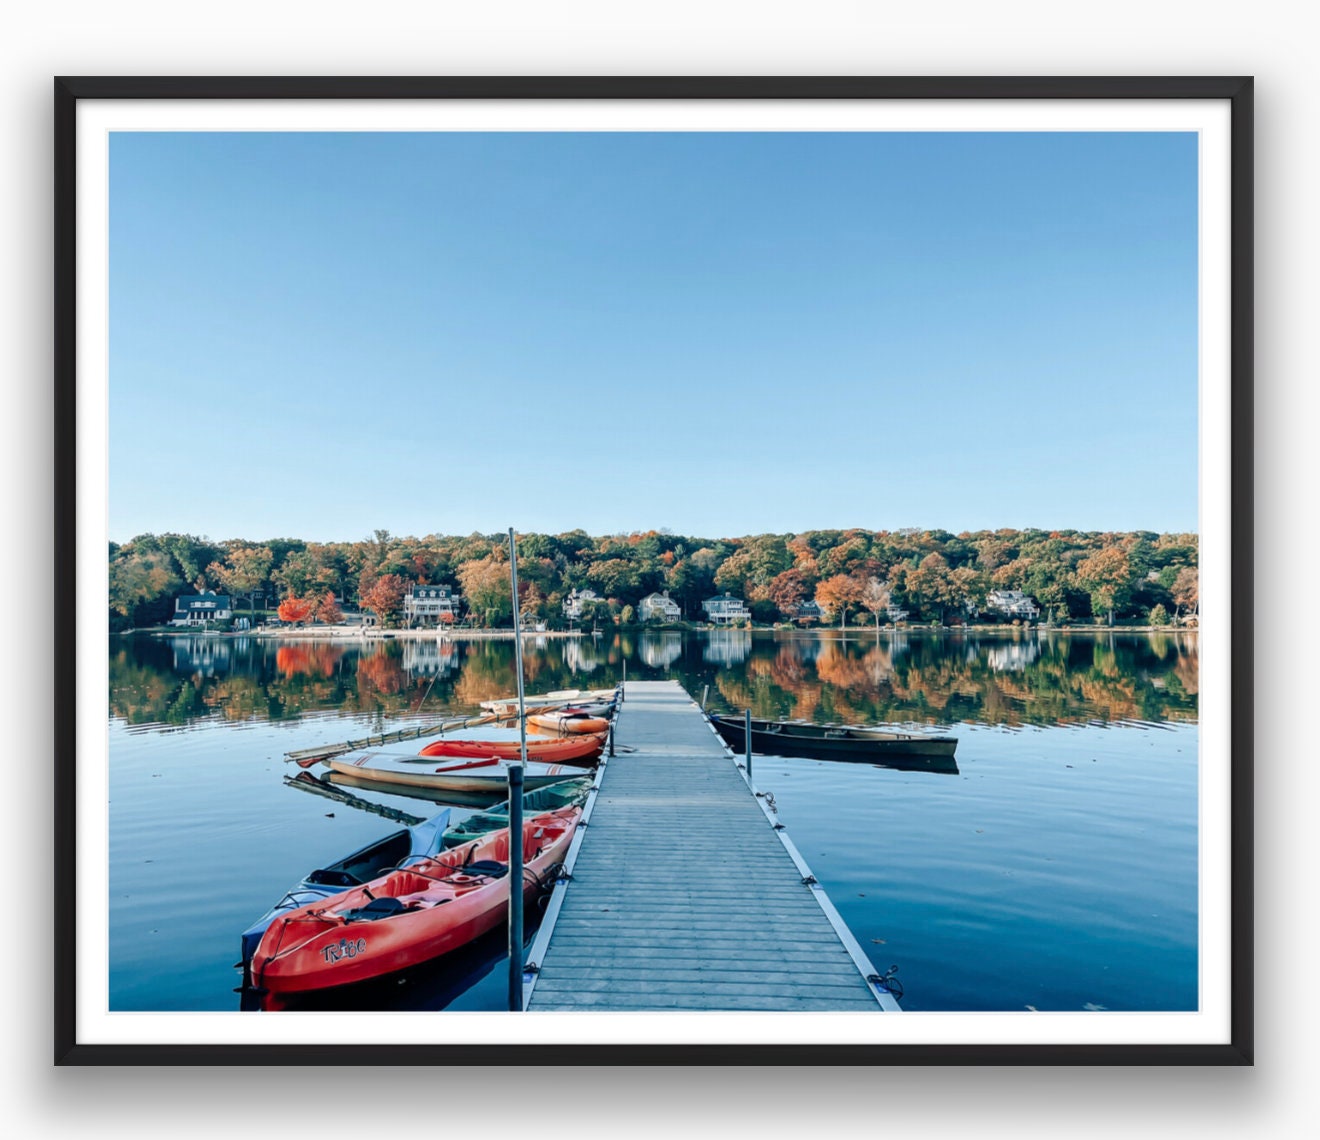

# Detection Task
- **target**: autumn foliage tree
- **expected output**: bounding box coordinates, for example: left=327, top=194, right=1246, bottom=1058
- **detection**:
left=1171, top=566, right=1199, bottom=622
left=457, top=555, right=512, bottom=627
left=277, top=596, right=313, bottom=625
left=315, top=590, right=343, bottom=624
left=766, top=569, right=808, bottom=620
left=816, top=574, right=865, bottom=629
left=360, top=574, right=406, bottom=627
left=1076, top=547, right=1135, bottom=627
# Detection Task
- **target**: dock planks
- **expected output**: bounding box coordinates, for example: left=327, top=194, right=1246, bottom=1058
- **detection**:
left=524, top=680, right=898, bottom=1012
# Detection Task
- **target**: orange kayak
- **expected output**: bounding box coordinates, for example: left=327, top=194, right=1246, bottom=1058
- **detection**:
left=249, top=806, right=579, bottom=1009
left=527, top=711, right=611, bottom=735
left=418, top=733, right=605, bottom=764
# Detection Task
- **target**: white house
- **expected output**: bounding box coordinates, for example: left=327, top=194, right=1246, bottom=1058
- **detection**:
left=563, top=588, right=601, bottom=621
left=639, top=591, right=682, bottom=622
left=702, top=593, right=749, bottom=625
left=403, top=584, right=463, bottom=627
left=170, top=591, right=232, bottom=627
left=986, top=589, right=1041, bottom=620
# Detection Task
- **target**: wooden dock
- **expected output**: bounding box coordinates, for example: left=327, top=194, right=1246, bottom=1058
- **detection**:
left=524, top=680, right=900, bottom=1012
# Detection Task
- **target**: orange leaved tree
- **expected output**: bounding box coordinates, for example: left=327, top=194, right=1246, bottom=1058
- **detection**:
left=361, top=574, right=406, bottom=627
left=277, top=596, right=313, bottom=625
left=815, top=573, right=865, bottom=630
left=315, top=590, right=343, bottom=625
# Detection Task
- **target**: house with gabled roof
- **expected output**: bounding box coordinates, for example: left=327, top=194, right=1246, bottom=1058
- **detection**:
left=702, top=593, right=749, bottom=626
left=986, top=589, right=1040, bottom=620
left=563, top=588, right=600, bottom=621
left=169, top=591, right=232, bottom=627
left=639, top=591, right=682, bottom=622
left=403, top=583, right=462, bottom=627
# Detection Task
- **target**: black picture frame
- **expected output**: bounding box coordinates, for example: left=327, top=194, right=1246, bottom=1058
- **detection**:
left=54, top=74, right=1253, bottom=1066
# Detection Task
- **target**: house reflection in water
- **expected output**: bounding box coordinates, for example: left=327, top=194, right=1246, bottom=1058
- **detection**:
left=703, top=628, right=751, bottom=668
left=401, top=638, right=460, bottom=677
left=562, top=637, right=600, bottom=674
left=638, top=630, right=682, bottom=669
left=169, top=635, right=232, bottom=677
left=986, top=640, right=1040, bottom=672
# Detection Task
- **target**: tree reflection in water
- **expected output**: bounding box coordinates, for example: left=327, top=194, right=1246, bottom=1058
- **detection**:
left=109, top=629, right=1197, bottom=730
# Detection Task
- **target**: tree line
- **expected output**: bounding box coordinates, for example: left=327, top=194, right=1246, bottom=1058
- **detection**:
left=107, top=526, right=1199, bottom=632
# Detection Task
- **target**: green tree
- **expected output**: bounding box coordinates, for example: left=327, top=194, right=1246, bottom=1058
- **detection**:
left=905, top=553, right=953, bottom=622
left=208, top=545, right=273, bottom=621
left=108, top=550, right=182, bottom=628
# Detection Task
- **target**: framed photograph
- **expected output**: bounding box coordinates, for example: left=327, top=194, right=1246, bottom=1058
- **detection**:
left=56, top=76, right=1252, bottom=1065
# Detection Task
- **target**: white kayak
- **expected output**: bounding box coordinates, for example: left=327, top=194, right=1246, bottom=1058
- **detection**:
left=322, top=751, right=591, bottom=793
left=480, top=687, right=619, bottom=712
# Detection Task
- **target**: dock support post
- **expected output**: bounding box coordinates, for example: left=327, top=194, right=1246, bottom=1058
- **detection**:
left=701, top=684, right=709, bottom=712
left=507, top=526, right=528, bottom=1013
left=507, top=760, right=524, bottom=1011
left=744, top=708, right=753, bottom=780
left=609, top=718, right=616, bottom=757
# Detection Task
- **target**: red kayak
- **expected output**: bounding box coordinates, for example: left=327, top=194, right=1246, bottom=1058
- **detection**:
left=418, top=733, right=605, bottom=764
left=248, top=806, right=580, bottom=1009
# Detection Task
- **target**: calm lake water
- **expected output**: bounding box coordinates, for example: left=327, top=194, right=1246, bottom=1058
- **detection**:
left=108, top=628, right=1198, bottom=1013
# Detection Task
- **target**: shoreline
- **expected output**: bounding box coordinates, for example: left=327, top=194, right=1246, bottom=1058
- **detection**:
left=123, top=623, right=1197, bottom=639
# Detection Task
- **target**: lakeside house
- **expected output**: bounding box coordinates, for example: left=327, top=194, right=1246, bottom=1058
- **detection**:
left=986, top=589, right=1041, bottom=621
left=403, top=584, right=463, bottom=627
left=887, top=604, right=910, bottom=623
left=170, top=591, right=232, bottom=627
left=792, top=599, right=824, bottom=623
left=702, top=593, right=749, bottom=625
left=563, top=588, right=600, bottom=621
left=639, top=591, right=682, bottom=622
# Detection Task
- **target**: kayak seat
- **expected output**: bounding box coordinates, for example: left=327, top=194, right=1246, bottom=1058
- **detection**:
left=461, top=859, right=509, bottom=878
left=343, top=896, right=409, bottom=923
left=375, top=871, right=441, bottom=896
left=306, top=868, right=362, bottom=888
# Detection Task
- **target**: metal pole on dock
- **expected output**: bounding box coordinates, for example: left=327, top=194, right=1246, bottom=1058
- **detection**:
left=507, top=761, right=524, bottom=1011
left=507, top=527, right=528, bottom=1012
left=701, top=684, right=709, bottom=712
left=744, top=708, right=753, bottom=780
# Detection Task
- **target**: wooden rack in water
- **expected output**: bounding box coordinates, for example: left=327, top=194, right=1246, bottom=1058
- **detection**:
left=282, top=711, right=500, bottom=766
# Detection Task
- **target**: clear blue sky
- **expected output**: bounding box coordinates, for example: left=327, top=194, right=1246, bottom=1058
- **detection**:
left=109, top=130, right=1198, bottom=543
